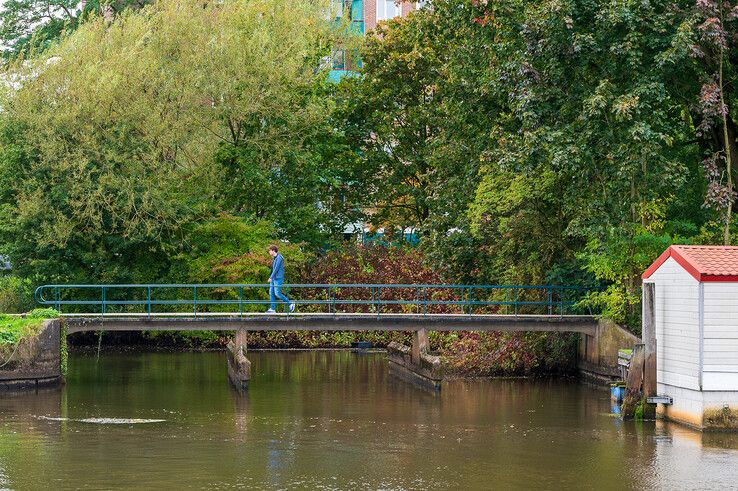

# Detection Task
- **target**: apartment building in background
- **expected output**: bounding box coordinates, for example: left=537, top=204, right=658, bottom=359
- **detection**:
left=329, top=0, right=427, bottom=82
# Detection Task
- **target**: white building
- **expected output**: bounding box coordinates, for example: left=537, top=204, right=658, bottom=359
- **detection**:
left=643, top=245, right=738, bottom=429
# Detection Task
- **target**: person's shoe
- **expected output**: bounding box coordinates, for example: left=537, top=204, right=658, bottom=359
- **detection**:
left=289, top=303, right=296, bottom=313
left=265, top=309, right=276, bottom=314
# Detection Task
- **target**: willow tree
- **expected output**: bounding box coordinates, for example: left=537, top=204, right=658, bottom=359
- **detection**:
left=0, top=0, right=346, bottom=282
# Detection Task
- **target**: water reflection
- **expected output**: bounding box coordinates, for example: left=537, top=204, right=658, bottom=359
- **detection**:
left=0, top=351, right=736, bottom=489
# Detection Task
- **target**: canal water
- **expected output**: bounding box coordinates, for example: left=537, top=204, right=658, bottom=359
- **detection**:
left=1, top=351, right=738, bottom=490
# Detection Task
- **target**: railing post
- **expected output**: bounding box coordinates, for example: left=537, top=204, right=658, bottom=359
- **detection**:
left=239, top=286, right=243, bottom=317
left=193, top=286, right=197, bottom=317
left=423, top=286, right=427, bottom=316
left=55, top=287, right=60, bottom=313
left=548, top=287, right=552, bottom=315
left=377, top=286, right=381, bottom=318
left=468, top=287, right=473, bottom=315
left=514, top=289, right=518, bottom=316
left=147, top=286, right=151, bottom=318
left=559, top=287, right=564, bottom=316
left=102, top=287, right=106, bottom=316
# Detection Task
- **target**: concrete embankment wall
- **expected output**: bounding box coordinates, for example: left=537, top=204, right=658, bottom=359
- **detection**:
left=0, top=319, right=62, bottom=390
left=386, top=341, right=442, bottom=391
left=578, top=319, right=641, bottom=383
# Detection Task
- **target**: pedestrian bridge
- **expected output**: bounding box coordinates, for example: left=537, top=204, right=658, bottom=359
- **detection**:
left=34, top=283, right=628, bottom=390
left=34, top=283, right=598, bottom=334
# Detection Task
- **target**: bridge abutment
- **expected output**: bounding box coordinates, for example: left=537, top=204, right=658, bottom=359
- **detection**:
left=0, top=319, right=62, bottom=390
left=577, top=319, right=641, bottom=384
left=227, top=328, right=251, bottom=391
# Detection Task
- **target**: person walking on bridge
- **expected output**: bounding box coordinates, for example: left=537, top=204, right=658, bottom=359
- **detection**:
left=267, top=245, right=295, bottom=313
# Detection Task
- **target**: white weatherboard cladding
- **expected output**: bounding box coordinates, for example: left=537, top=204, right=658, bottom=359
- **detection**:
left=702, top=282, right=738, bottom=390
left=649, top=257, right=700, bottom=390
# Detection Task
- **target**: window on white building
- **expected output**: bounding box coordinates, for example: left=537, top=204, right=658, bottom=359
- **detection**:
left=376, top=0, right=400, bottom=22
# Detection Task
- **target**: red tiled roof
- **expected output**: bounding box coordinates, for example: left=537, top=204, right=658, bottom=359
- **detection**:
left=643, top=245, right=738, bottom=282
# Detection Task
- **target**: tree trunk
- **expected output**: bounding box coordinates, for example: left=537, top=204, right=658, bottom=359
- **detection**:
left=720, top=3, right=734, bottom=245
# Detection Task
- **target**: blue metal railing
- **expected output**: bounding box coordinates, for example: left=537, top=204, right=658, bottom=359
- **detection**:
left=34, top=284, right=594, bottom=317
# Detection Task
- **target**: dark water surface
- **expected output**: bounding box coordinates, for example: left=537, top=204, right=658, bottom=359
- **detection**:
left=1, top=351, right=738, bottom=490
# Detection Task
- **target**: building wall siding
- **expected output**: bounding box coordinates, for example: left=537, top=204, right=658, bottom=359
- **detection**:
left=649, top=257, right=700, bottom=390
left=702, top=283, right=738, bottom=387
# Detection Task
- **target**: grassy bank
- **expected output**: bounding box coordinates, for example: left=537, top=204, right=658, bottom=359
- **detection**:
left=0, top=309, right=59, bottom=347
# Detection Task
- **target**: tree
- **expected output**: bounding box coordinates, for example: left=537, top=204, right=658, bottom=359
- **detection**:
left=688, top=0, right=738, bottom=244
left=346, top=0, right=715, bottom=330
left=337, top=0, right=503, bottom=279
left=0, top=0, right=150, bottom=58
left=0, top=0, right=350, bottom=283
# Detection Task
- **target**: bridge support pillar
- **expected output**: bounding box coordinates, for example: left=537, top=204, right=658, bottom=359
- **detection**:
left=411, top=328, right=429, bottom=364
left=227, top=328, right=251, bottom=391
left=387, top=329, right=442, bottom=391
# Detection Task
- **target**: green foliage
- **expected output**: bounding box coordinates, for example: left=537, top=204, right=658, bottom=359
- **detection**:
left=341, top=0, right=724, bottom=334
left=0, top=275, right=33, bottom=313
left=0, top=0, right=150, bottom=58
left=577, top=207, right=678, bottom=330
left=5, top=0, right=737, bottom=355
left=337, top=0, right=496, bottom=261
left=213, top=90, right=364, bottom=247
left=26, top=308, right=59, bottom=319
left=169, top=215, right=310, bottom=284
left=0, top=0, right=80, bottom=58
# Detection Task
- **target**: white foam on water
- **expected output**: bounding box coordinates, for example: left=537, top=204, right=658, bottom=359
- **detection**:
left=78, top=418, right=166, bottom=424
left=37, top=416, right=165, bottom=424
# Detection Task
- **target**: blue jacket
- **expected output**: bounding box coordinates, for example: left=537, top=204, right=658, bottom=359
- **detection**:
left=270, top=253, right=285, bottom=282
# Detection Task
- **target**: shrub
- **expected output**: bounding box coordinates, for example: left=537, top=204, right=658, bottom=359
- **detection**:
left=0, top=276, right=34, bottom=314
left=438, top=331, right=578, bottom=377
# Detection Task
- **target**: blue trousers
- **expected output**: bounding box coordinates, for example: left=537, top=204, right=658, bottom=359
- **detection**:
left=269, top=280, right=289, bottom=310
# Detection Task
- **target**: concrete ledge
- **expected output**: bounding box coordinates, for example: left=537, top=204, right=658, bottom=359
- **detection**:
left=657, top=383, right=738, bottom=431
left=0, top=375, right=62, bottom=391
left=577, top=359, right=621, bottom=385
left=64, top=313, right=599, bottom=335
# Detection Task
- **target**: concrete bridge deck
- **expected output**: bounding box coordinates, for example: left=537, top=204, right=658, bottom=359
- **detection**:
left=62, top=313, right=599, bottom=335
